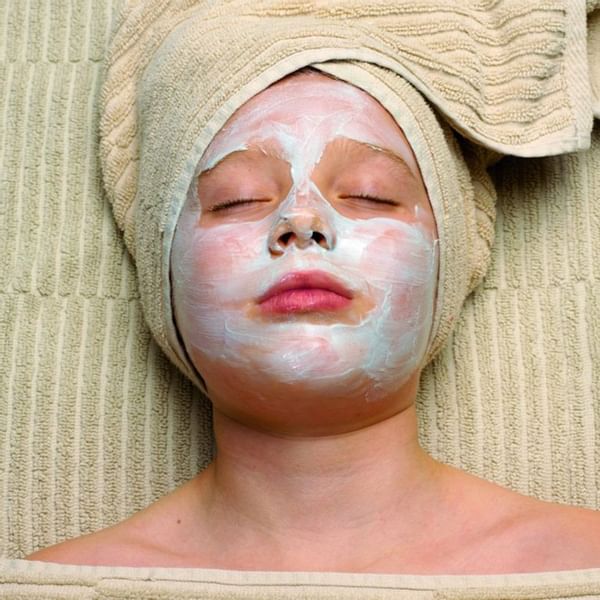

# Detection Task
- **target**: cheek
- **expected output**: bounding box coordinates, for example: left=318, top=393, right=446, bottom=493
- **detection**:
left=174, top=235, right=234, bottom=314
left=357, top=225, right=436, bottom=318
left=180, top=222, right=268, bottom=308
left=191, top=230, right=240, bottom=281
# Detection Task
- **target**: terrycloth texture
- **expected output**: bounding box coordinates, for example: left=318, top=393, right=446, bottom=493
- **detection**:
left=98, top=0, right=596, bottom=389
left=2, top=0, right=600, bottom=596
left=590, top=9, right=600, bottom=115
left=0, top=0, right=213, bottom=560
left=418, top=126, right=600, bottom=508
left=99, top=2, right=507, bottom=387
left=2, top=560, right=600, bottom=600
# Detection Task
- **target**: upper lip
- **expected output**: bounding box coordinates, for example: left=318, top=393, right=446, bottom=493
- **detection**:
left=258, top=270, right=354, bottom=304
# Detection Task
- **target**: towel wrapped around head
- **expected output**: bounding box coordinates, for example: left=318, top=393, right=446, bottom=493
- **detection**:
left=99, top=1, right=593, bottom=391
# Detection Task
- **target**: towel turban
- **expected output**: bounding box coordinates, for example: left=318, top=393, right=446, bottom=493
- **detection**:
left=99, top=1, right=593, bottom=391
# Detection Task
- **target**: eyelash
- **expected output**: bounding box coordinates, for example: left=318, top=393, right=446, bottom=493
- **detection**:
left=208, top=194, right=398, bottom=212
left=345, top=194, right=399, bottom=206
left=208, top=199, right=263, bottom=212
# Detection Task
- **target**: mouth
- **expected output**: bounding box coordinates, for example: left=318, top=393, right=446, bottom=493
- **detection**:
left=258, top=270, right=354, bottom=315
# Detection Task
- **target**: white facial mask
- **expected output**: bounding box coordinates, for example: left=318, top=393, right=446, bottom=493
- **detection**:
left=171, top=75, right=438, bottom=403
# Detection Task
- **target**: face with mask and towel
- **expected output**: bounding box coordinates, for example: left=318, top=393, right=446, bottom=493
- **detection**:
left=171, top=70, right=439, bottom=435
left=25, top=0, right=600, bottom=574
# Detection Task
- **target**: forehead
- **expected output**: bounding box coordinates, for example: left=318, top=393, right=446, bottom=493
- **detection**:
left=232, top=73, right=382, bottom=121
left=199, top=72, right=421, bottom=175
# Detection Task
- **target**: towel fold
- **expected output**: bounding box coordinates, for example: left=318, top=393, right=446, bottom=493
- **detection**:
left=99, top=2, right=594, bottom=389
left=3, top=559, right=600, bottom=600
left=589, top=7, right=600, bottom=115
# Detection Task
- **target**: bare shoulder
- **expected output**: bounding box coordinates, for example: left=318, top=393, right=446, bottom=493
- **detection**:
left=442, top=467, right=600, bottom=571
left=498, top=494, right=600, bottom=570
left=23, top=517, right=159, bottom=567
left=24, top=516, right=195, bottom=567
left=25, top=526, right=129, bottom=566
left=537, top=501, right=600, bottom=560
left=25, top=479, right=203, bottom=567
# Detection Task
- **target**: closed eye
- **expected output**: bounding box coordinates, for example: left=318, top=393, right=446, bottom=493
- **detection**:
left=208, top=198, right=268, bottom=212
left=342, top=194, right=399, bottom=206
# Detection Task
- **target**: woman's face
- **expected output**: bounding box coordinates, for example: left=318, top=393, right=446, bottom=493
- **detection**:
left=171, top=72, right=438, bottom=435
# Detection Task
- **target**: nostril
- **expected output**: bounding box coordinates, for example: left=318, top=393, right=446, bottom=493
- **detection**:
left=279, top=231, right=294, bottom=246
left=269, top=219, right=334, bottom=255
left=311, top=231, right=328, bottom=248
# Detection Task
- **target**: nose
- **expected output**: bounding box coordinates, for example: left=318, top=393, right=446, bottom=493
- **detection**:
left=268, top=207, right=335, bottom=255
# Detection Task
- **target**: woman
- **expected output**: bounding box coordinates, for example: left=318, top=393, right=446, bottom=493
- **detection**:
left=26, top=65, right=600, bottom=572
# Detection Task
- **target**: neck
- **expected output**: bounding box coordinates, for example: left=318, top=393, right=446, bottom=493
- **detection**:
left=193, top=404, right=448, bottom=571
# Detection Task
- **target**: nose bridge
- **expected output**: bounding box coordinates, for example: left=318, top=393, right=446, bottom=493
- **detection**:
left=276, top=179, right=328, bottom=234
left=281, top=177, right=323, bottom=215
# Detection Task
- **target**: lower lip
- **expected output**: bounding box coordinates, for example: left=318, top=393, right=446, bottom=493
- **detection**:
left=259, top=289, right=352, bottom=314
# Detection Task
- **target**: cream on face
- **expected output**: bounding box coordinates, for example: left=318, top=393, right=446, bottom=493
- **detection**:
left=171, top=74, right=438, bottom=405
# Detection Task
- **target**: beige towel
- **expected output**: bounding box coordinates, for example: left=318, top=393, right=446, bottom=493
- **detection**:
left=2, top=1, right=600, bottom=598
left=2, top=559, right=600, bottom=599
left=99, top=1, right=518, bottom=388
left=99, top=0, right=595, bottom=392
left=590, top=8, right=600, bottom=114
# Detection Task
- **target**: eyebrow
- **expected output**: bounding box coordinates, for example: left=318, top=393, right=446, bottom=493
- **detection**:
left=199, top=144, right=286, bottom=177
left=199, top=139, right=419, bottom=183
left=331, top=139, right=419, bottom=182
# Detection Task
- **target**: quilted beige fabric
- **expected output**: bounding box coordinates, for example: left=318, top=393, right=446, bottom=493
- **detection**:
left=0, top=1, right=599, bottom=598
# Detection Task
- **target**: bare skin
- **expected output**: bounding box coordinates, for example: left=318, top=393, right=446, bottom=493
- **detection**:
left=26, top=391, right=600, bottom=573
left=25, top=71, right=600, bottom=573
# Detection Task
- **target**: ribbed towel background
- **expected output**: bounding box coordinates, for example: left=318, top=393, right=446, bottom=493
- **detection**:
left=0, top=1, right=599, bottom=591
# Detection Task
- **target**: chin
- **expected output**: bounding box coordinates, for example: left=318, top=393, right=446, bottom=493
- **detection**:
left=197, top=357, right=418, bottom=436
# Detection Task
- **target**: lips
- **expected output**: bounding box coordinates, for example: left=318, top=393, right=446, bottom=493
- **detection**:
left=258, top=270, right=353, bottom=314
